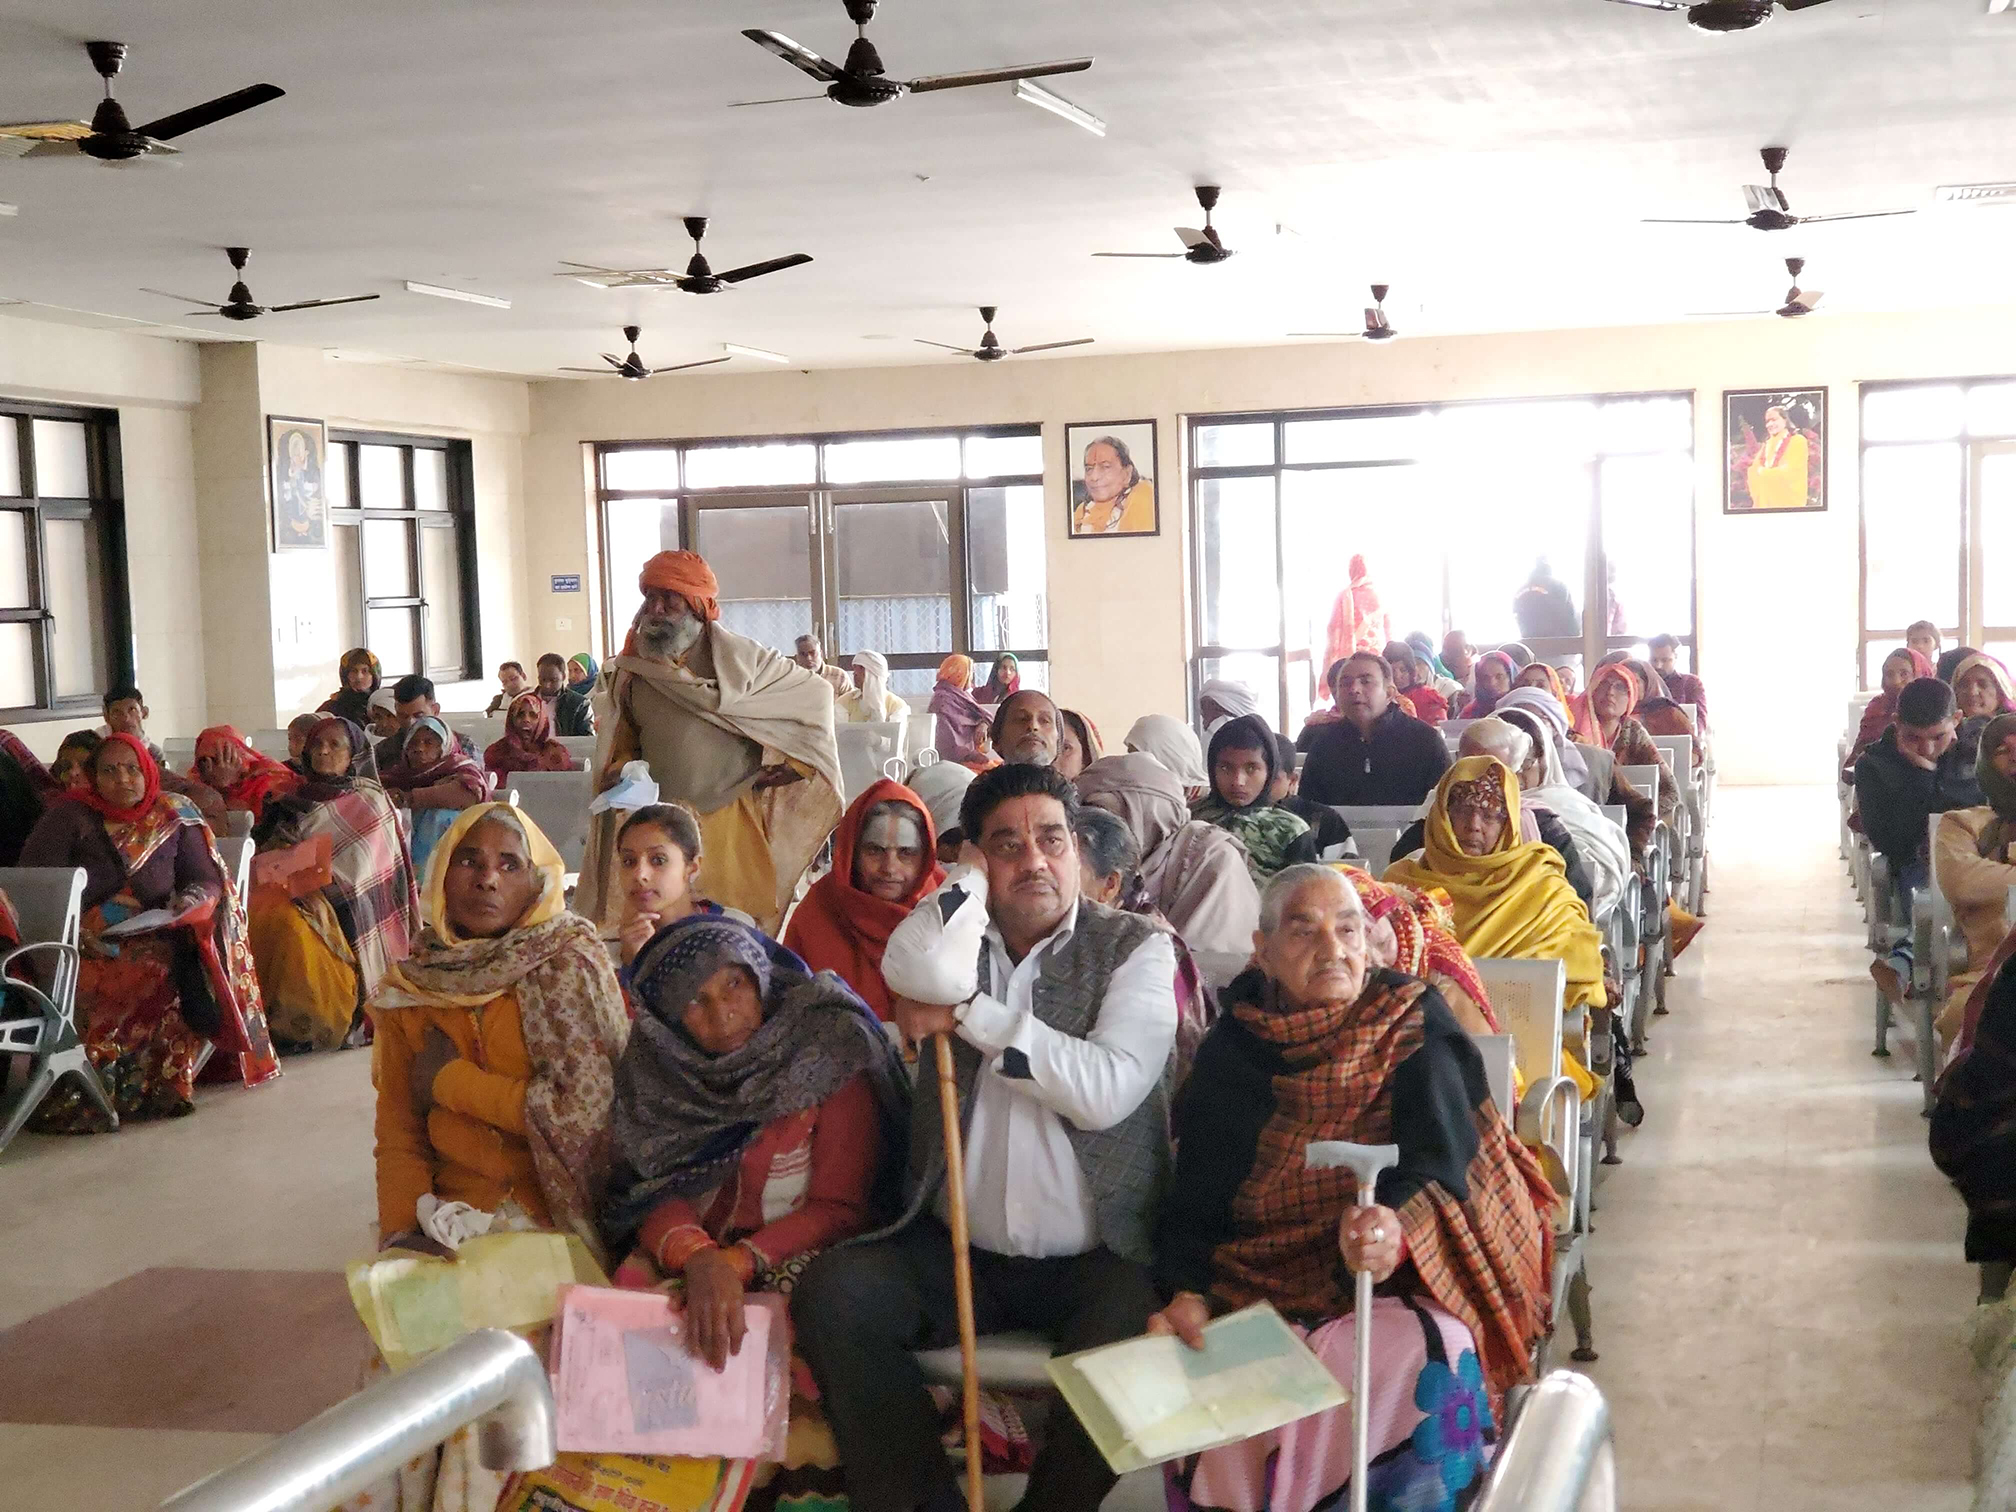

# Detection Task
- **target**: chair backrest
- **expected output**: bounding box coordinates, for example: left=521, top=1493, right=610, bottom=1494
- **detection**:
left=1473, top=955, right=1566, bottom=1086
left=506, top=769, right=595, bottom=872
left=1600, top=804, right=1627, bottom=832
left=1471, top=1032, right=1517, bottom=1121
left=557, top=735, right=598, bottom=763
left=215, top=836, right=255, bottom=902
left=1928, top=813, right=1954, bottom=923
left=1332, top=804, right=1424, bottom=830
left=1650, top=734, right=1693, bottom=776
left=835, top=721, right=908, bottom=805
left=2006, top=883, right=2016, bottom=930
left=226, top=809, right=254, bottom=838
left=1354, top=826, right=1404, bottom=877
left=1575, top=744, right=1614, bottom=801
left=1443, top=719, right=1476, bottom=742
left=161, top=736, right=197, bottom=771
left=249, top=729, right=294, bottom=762
left=0, top=866, right=86, bottom=1007
left=1617, top=763, right=1660, bottom=809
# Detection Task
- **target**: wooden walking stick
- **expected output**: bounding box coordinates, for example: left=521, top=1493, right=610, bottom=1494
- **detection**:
left=933, top=1031, right=988, bottom=1511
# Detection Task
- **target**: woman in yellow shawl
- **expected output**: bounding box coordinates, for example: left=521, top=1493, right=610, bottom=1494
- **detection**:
left=1385, top=755, right=1605, bottom=1094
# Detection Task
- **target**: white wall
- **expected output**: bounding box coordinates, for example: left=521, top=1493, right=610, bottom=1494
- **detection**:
left=526, top=306, right=2016, bottom=785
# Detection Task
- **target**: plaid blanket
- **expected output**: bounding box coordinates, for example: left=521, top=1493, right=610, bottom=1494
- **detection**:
left=292, top=783, right=421, bottom=997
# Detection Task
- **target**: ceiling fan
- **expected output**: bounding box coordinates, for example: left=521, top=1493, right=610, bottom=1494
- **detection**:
left=142, top=247, right=378, bottom=321
left=1094, top=186, right=1236, bottom=265
left=1691, top=257, right=1825, bottom=319
left=915, top=306, right=1092, bottom=362
left=560, top=327, right=731, bottom=379
left=558, top=217, right=813, bottom=293
left=735, top=0, right=1090, bottom=109
left=0, top=41, right=282, bottom=163
left=1646, top=147, right=1915, bottom=231
left=1289, top=285, right=1399, bottom=342
left=1602, top=0, right=1835, bottom=31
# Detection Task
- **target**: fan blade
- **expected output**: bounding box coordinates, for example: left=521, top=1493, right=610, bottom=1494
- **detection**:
left=717, top=253, right=814, bottom=284
left=649, top=357, right=734, bottom=375
left=1642, top=217, right=1747, bottom=225
left=134, top=84, right=285, bottom=142
left=266, top=294, right=380, bottom=312
left=0, top=121, right=89, bottom=159
left=1685, top=309, right=1772, bottom=317
left=1091, top=252, right=1185, bottom=259
left=1009, top=338, right=1094, bottom=354
left=908, top=58, right=1093, bottom=94
left=1780, top=0, right=1836, bottom=10
left=1602, top=0, right=1683, bottom=8
left=140, top=288, right=221, bottom=308
left=1742, top=184, right=1788, bottom=214
left=742, top=30, right=843, bottom=82
left=1795, top=289, right=1825, bottom=308
left=1286, top=332, right=1362, bottom=337
left=726, top=94, right=828, bottom=107
left=1174, top=227, right=1210, bottom=249
left=914, top=339, right=978, bottom=354
left=600, top=354, right=626, bottom=368
left=558, top=367, right=618, bottom=375
left=19, top=139, right=85, bottom=158
left=1795, top=209, right=1916, bottom=223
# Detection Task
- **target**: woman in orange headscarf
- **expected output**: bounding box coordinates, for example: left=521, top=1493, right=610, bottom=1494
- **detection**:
left=193, top=726, right=302, bottom=825
left=1514, top=661, right=1600, bottom=744
left=928, top=654, right=993, bottom=769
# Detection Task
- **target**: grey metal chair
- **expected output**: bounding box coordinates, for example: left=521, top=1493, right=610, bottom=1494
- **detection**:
left=0, top=866, right=109, bottom=1148
left=506, top=770, right=595, bottom=874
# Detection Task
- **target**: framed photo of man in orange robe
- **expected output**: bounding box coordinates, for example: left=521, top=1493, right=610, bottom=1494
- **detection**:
left=1724, top=388, right=1826, bottom=514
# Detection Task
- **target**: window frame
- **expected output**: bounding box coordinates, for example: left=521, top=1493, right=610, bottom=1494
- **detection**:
left=0, top=399, right=132, bottom=721
left=326, top=428, right=478, bottom=684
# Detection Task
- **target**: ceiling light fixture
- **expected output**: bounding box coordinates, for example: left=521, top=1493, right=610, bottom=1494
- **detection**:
left=403, top=280, right=510, bottom=309
left=723, top=342, right=789, bottom=364
left=1012, top=79, right=1106, bottom=137
left=0, top=203, right=17, bottom=217
left=1935, top=181, right=2016, bottom=203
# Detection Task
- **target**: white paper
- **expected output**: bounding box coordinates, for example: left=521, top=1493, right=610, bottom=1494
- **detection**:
left=99, top=908, right=180, bottom=939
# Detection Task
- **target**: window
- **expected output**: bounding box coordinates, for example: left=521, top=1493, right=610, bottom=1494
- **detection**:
left=326, top=431, right=476, bottom=683
left=0, top=402, right=130, bottom=717
left=594, top=428, right=1047, bottom=696
left=1190, top=395, right=1695, bottom=730
left=1859, top=378, right=2016, bottom=682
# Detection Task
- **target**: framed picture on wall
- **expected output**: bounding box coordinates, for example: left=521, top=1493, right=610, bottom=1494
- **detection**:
left=1066, top=419, right=1159, bottom=538
left=1723, top=388, right=1826, bottom=514
left=268, top=415, right=329, bottom=551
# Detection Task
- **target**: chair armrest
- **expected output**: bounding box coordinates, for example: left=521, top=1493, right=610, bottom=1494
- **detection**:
left=1, top=939, right=79, bottom=994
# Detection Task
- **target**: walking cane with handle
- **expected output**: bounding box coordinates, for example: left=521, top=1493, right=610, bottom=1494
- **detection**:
left=935, top=1032, right=987, bottom=1511
left=1306, top=1140, right=1400, bottom=1512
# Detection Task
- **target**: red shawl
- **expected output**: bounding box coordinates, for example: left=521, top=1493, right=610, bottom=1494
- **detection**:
left=192, top=726, right=300, bottom=823
left=781, top=778, right=945, bottom=1021
left=1345, top=867, right=1497, bottom=1030
left=77, top=731, right=162, bottom=826
left=485, top=692, right=574, bottom=781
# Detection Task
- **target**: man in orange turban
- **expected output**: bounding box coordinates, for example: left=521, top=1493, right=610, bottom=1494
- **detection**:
left=579, top=551, right=843, bottom=934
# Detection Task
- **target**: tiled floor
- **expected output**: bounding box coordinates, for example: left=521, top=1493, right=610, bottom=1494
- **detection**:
left=0, top=785, right=1979, bottom=1510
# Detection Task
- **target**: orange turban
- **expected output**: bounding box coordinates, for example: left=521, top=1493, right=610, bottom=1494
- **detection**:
left=638, top=550, right=720, bottom=622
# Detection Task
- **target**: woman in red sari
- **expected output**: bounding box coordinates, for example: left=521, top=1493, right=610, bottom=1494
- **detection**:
left=1847, top=647, right=1936, bottom=777
left=193, top=725, right=301, bottom=825
left=21, top=733, right=277, bottom=1129
left=483, top=690, right=575, bottom=785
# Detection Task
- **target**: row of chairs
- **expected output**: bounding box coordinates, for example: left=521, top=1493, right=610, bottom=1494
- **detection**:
left=158, top=727, right=599, bottom=774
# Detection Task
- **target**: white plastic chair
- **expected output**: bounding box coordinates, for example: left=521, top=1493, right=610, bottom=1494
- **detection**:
left=162, top=736, right=197, bottom=772
left=1471, top=1031, right=1517, bottom=1122
left=249, top=729, right=294, bottom=762
left=216, top=835, right=255, bottom=905
left=557, top=735, right=598, bottom=765
left=1331, top=804, right=1425, bottom=831
left=506, top=769, right=595, bottom=873
left=1353, top=826, right=1405, bottom=877
left=0, top=866, right=107, bottom=1147
left=835, top=720, right=909, bottom=805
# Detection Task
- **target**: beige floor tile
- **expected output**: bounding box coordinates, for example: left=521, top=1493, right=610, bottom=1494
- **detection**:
left=0, top=1423, right=272, bottom=1511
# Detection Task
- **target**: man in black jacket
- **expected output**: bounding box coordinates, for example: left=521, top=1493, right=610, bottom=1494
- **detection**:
left=1856, top=675, right=1980, bottom=1008
left=1297, top=651, right=1451, bottom=807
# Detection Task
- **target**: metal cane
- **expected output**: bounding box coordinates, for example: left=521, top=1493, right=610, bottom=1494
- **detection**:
left=1307, top=1140, right=1400, bottom=1512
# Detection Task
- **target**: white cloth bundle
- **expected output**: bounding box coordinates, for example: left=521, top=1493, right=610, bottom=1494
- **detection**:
left=881, top=864, right=991, bottom=1006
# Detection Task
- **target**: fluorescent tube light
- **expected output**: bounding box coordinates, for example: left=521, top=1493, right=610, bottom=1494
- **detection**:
left=723, top=342, right=789, bottom=364
left=403, top=280, right=510, bottom=309
left=1013, top=79, right=1106, bottom=137
left=0, top=203, right=17, bottom=218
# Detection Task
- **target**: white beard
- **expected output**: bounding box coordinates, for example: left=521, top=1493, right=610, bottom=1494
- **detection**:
left=636, top=612, right=703, bottom=664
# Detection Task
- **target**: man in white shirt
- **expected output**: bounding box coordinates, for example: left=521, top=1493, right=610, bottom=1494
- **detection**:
left=793, top=762, right=1178, bottom=1512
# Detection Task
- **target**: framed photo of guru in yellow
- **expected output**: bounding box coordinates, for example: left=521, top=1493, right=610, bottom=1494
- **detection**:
left=1724, top=388, right=1826, bottom=514
left=1066, top=420, right=1159, bottom=538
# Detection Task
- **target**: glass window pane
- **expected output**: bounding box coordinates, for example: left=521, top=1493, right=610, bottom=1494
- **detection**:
left=325, top=441, right=351, bottom=511
left=0, top=511, right=30, bottom=608
left=602, top=446, right=681, bottom=492
left=1194, top=422, right=1273, bottom=469
left=1980, top=452, right=2016, bottom=628
left=1196, top=654, right=1280, bottom=730
left=0, top=419, right=20, bottom=496
left=603, top=496, right=679, bottom=644
left=1863, top=385, right=1963, bottom=443
left=690, top=505, right=813, bottom=648
left=1284, top=412, right=1433, bottom=465
left=833, top=498, right=953, bottom=661
left=0, top=622, right=34, bottom=707
left=823, top=435, right=961, bottom=485
left=1968, top=383, right=2016, bottom=440
left=967, top=486, right=1048, bottom=653
left=359, top=445, right=405, bottom=509
left=963, top=433, right=1043, bottom=478
left=1601, top=454, right=1695, bottom=646
left=1442, top=435, right=1592, bottom=649
left=1281, top=468, right=1436, bottom=699
left=1863, top=444, right=1961, bottom=628
left=45, top=518, right=106, bottom=698
left=31, top=419, right=89, bottom=498
left=682, top=442, right=815, bottom=490
left=412, top=448, right=449, bottom=511
left=421, top=526, right=464, bottom=671
left=1439, top=399, right=1598, bottom=460
left=332, top=524, right=363, bottom=654
left=1596, top=396, right=1692, bottom=455
left=362, top=518, right=415, bottom=597
left=368, top=606, right=419, bottom=679
left=1198, top=475, right=1279, bottom=648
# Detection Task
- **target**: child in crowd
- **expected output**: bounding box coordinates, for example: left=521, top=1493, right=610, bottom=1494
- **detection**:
left=49, top=729, right=101, bottom=792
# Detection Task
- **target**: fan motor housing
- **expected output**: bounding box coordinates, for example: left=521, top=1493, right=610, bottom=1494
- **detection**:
left=1686, top=0, right=1775, bottom=30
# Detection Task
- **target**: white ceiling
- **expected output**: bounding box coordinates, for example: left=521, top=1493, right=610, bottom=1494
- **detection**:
left=0, top=0, right=2012, bottom=377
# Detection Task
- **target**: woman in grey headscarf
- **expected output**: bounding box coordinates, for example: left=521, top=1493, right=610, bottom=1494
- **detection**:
left=1496, top=696, right=1632, bottom=924
left=1124, top=713, right=1210, bottom=801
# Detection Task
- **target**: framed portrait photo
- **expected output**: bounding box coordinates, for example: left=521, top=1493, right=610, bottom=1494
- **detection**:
left=268, top=415, right=329, bottom=551
left=1724, top=388, right=1826, bottom=514
left=1066, top=419, right=1159, bottom=539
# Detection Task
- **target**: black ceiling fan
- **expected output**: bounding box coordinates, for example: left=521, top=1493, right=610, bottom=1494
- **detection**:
left=1645, top=147, right=1914, bottom=231
left=142, top=247, right=378, bottom=321
left=1602, top=0, right=1835, bottom=31
left=0, top=41, right=282, bottom=163
left=558, top=217, right=813, bottom=294
left=560, top=327, right=731, bottom=379
left=1690, top=257, right=1825, bottom=319
left=734, top=0, right=1090, bottom=109
left=1094, top=186, right=1236, bottom=265
left=1289, top=285, right=1399, bottom=342
left=915, top=306, right=1092, bottom=362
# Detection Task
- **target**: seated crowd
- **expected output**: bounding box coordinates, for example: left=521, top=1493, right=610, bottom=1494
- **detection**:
left=0, top=555, right=1716, bottom=1512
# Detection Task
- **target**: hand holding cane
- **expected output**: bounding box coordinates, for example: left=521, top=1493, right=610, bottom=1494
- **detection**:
left=1307, top=1140, right=1400, bottom=1512
left=935, top=1031, right=987, bottom=1511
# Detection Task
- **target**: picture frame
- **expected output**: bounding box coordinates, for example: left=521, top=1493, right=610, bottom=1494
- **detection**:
left=1723, top=388, right=1826, bottom=514
left=1065, top=419, right=1159, bottom=538
left=267, top=414, right=329, bottom=551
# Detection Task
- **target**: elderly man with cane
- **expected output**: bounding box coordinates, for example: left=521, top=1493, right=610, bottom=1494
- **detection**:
left=791, top=762, right=1178, bottom=1512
